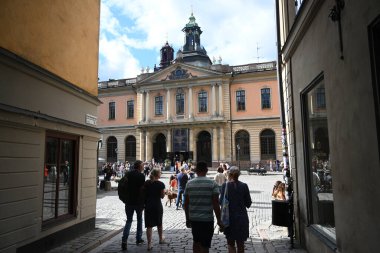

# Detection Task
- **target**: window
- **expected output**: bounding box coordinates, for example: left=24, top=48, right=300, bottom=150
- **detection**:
left=260, top=129, right=276, bottom=160
left=43, top=132, right=78, bottom=224
left=109, top=101, right=115, bottom=120
left=198, top=91, right=208, bottom=112
left=302, top=75, right=335, bottom=240
left=125, top=135, right=136, bottom=162
left=261, top=88, right=271, bottom=109
left=107, top=136, right=118, bottom=163
left=316, top=88, right=326, bottom=109
left=176, top=93, right=184, bottom=115
left=155, top=96, right=163, bottom=115
left=236, top=90, right=245, bottom=111
left=127, top=100, right=134, bottom=118
left=235, top=130, right=250, bottom=160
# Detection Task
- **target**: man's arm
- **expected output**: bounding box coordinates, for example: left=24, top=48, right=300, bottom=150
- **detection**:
left=212, top=194, right=223, bottom=229
left=184, top=194, right=191, bottom=228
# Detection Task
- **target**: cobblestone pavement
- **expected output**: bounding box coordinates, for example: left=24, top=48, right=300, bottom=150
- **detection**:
left=48, top=172, right=307, bottom=253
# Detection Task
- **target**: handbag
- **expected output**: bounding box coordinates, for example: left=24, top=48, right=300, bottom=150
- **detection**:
left=221, top=182, right=230, bottom=227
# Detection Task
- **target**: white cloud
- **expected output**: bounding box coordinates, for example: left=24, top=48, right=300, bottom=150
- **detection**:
left=98, top=0, right=277, bottom=80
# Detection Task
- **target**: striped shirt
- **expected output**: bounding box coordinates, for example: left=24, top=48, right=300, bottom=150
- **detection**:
left=184, top=176, right=220, bottom=222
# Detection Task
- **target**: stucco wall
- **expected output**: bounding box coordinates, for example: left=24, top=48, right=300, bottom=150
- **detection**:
left=0, top=0, right=100, bottom=96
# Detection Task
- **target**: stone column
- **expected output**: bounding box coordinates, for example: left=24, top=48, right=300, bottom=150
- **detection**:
left=146, top=131, right=152, bottom=161
left=166, top=129, right=172, bottom=152
left=212, top=127, right=218, bottom=162
left=145, top=91, right=150, bottom=122
left=138, top=129, right=144, bottom=161
left=189, top=128, right=194, bottom=159
left=138, top=91, right=144, bottom=123
left=166, top=89, right=171, bottom=121
left=188, top=86, right=193, bottom=119
left=219, top=127, right=225, bottom=161
left=211, top=84, right=216, bottom=116
left=218, top=83, right=223, bottom=116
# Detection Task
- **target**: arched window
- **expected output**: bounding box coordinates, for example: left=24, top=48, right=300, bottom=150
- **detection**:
left=235, top=130, right=250, bottom=161
left=260, top=129, right=276, bottom=160
left=125, top=136, right=136, bottom=162
left=107, top=136, right=117, bottom=163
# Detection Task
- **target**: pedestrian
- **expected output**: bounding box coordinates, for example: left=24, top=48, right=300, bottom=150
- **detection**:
left=175, top=167, right=188, bottom=210
left=219, top=166, right=252, bottom=253
left=143, top=168, right=166, bottom=251
left=121, top=160, right=146, bottom=251
left=214, top=166, right=226, bottom=193
left=184, top=161, right=223, bottom=253
left=273, top=182, right=286, bottom=200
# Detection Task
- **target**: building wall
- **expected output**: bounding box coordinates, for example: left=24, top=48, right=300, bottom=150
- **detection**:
left=278, top=1, right=380, bottom=252
left=0, top=0, right=100, bottom=96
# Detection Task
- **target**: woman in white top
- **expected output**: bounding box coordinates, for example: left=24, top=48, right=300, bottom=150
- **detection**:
left=214, top=166, right=226, bottom=193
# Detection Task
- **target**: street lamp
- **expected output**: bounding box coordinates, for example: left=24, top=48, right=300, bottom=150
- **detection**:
left=236, top=144, right=241, bottom=169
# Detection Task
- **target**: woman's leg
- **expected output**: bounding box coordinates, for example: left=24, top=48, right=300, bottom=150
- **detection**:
left=227, top=239, right=236, bottom=253
left=146, top=227, right=152, bottom=249
left=236, top=240, right=245, bottom=253
left=158, top=225, right=164, bottom=242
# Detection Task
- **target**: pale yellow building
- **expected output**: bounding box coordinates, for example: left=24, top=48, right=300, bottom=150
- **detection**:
left=0, top=1, right=101, bottom=252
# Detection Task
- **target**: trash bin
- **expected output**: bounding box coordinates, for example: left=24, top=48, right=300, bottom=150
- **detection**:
left=105, top=181, right=111, bottom=191
left=272, top=200, right=291, bottom=227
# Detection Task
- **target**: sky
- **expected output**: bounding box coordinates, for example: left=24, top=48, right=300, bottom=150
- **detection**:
left=98, top=0, right=277, bottom=81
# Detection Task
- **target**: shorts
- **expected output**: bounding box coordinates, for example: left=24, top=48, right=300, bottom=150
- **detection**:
left=190, top=221, right=214, bottom=248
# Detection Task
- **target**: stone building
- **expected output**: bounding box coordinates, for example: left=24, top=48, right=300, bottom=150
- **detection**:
left=276, top=1, right=380, bottom=253
left=97, top=13, right=282, bottom=169
left=0, top=1, right=100, bottom=252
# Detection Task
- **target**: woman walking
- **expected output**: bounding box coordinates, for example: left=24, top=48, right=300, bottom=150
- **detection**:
left=143, top=168, right=166, bottom=250
left=220, top=166, right=252, bottom=253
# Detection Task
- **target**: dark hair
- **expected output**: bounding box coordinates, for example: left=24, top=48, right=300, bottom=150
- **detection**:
left=133, top=160, right=143, bottom=170
left=217, top=166, right=224, bottom=173
left=196, top=161, right=208, bottom=172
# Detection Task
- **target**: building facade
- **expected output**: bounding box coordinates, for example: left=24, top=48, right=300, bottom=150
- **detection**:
left=0, top=1, right=101, bottom=252
left=97, top=14, right=282, bottom=169
left=276, top=1, right=380, bottom=253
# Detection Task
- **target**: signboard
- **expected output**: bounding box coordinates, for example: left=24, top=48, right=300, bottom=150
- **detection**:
left=85, top=114, right=97, bottom=126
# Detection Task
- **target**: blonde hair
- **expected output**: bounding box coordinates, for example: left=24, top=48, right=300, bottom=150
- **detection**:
left=149, top=168, right=161, bottom=180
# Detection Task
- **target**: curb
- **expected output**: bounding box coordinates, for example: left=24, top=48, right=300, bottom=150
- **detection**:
left=79, top=228, right=123, bottom=253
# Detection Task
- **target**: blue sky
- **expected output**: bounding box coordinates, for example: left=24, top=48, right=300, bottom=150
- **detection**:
left=98, top=0, right=277, bottom=81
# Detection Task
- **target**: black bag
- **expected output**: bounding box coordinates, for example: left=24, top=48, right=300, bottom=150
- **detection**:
left=118, top=172, right=129, bottom=203
left=180, top=174, right=188, bottom=188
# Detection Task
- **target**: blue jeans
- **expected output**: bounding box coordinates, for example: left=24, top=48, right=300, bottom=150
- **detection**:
left=176, top=188, right=185, bottom=208
left=122, top=205, right=143, bottom=242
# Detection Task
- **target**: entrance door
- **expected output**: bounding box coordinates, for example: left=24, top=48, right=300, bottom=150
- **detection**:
left=196, top=131, right=212, bottom=167
left=153, top=133, right=166, bottom=163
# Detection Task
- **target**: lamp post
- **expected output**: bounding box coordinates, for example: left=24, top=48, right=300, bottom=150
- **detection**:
left=236, top=144, right=241, bottom=169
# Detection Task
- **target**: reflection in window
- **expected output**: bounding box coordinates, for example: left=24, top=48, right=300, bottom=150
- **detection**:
left=176, top=93, right=184, bottom=115
left=43, top=133, right=77, bottom=223
left=261, top=88, right=271, bottom=109
left=155, top=96, right=163, bottom=115
left=303, top=77, right=335, bottom=240
left=127, top=100, right=134, bottom=118
left=236, top=90, right=246, bottom=111
left=198, top=91, right=208, bottom=112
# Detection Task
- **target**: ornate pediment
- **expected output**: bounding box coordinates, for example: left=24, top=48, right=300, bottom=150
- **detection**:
left=162, top=66, right=197, bottom=81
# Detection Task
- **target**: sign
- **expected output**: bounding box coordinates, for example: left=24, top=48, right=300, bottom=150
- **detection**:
left=85, top=114, right=97, bottom=126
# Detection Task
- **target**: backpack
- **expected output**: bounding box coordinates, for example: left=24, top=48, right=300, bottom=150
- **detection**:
left=118, top=172, right=129, bottom=203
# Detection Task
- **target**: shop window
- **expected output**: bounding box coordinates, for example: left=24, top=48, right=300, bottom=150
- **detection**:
left=109, top=101, right=115, bottom=120
left=43, top=132, right=78, bottom=224
left=302, top=74, right=335, bottom=241
left=198, top=91, right=208, bottom=112
left=127, top=100, right=134, bottom=118
left=155, top=96, right=163, bottom=115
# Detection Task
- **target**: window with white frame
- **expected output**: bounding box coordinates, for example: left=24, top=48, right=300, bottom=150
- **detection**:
left=127, top=100, right=134, bottom=118
left=261, top=88, right=271, bottom=109
left=176, top=93, right=184, bottom=115
left=109, top=101, right=115, bottom=120
left=198, top=91, right=207, bottom=112
left=155, top=96, right=163, bottom=115
left=236, top=90, right=245, bottom=111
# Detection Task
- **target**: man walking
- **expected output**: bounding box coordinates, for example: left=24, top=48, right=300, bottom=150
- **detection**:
left=176, top=167, right=188, bottom=210
left=184, top=161, right=223, bottom=253
left=121, top=160, right=145, bottom=250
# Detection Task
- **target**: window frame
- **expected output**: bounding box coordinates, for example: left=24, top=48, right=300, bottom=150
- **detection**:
left=198, top=91, right=208, bottom=113
left=236, top=90, right=246, bottom=111
left=155, top=96, right=163, bottom=116
left=109, top=101, right=115, bottom=120
left=127, top=100, right=134, bottom=119
left=261, top=88, right=271, bottom=109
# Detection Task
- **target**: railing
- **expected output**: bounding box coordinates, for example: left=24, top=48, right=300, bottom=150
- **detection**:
left=98, top=78, right=137, bottom=89
left=232, top=61, right=276, bottom=74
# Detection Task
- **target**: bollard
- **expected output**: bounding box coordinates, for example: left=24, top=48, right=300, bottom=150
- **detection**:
left=105, top=181, right=111, bottom=191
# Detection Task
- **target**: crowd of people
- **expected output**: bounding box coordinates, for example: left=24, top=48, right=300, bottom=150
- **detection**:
left=116, top=159, right=287, bottom=253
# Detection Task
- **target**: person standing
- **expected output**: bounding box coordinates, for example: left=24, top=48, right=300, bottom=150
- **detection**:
left=184, top=161, right=223, bottom=253
left=143, top=168, right=166, bottom=250
left=214, top=166, right=226, bottom=193
left=121, top=160, right=146, bottom=251
left=219, top=166, right=252, bottom=253
left=175, top=167, right=188, bottom=210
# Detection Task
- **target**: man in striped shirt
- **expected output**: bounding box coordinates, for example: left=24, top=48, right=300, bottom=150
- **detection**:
left=184, top=161, right=223, bottom=253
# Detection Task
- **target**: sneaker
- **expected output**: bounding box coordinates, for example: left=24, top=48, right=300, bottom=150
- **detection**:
left=121, top=241, right=127, bottom=250
left=136, top=239, right=144, bottom=245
